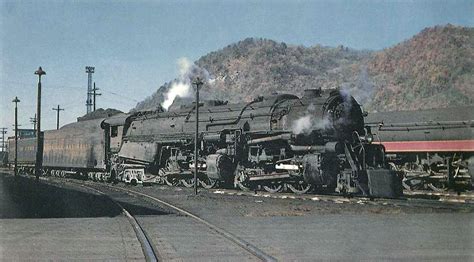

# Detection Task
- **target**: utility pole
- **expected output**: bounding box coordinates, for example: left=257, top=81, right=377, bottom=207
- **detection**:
left=34, top=67, right=46, bottom=181
left=85, top=66, right=95, bottom=114
left=0, top=128, right=7, bottom=152
left=30, top=114, right=37, bottom=135
left=12, top=97, right=20, bottom=176
left=91, top=82, right=101, bottom=111
left=52, top=105, right=64, bottom=130
left=192, top=77, right=203, bottom=195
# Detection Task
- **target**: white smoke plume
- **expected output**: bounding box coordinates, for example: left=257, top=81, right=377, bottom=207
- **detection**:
left=292, top=103, right=332, bottom=135
left=161, top=57, right=215, bottom=110
left=161, top=81, right=192, bottom=110
left=177, top=57, right=192, bottom=77
left=341, top=66, right=374, bottom=106
left=292, top=115, right=312, bottom=134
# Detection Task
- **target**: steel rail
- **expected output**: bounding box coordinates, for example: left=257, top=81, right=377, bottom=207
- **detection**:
left=101, top=184, right=277, bottom=262
left=75, top=184, right=160, bottom=262
left=7, top=169, right=474, bottom=206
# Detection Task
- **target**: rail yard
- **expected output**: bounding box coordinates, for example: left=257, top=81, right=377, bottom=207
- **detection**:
left=2, top=3, right=473, bottom=259
left=1, top=170, right=473, bottom=261
left=1, top=87, right=473, bottom=261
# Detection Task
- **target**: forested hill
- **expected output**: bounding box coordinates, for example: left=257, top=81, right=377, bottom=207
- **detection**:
left=135, top=24, right=473, bottom=112
left=368, top=24, right=473, bottom=111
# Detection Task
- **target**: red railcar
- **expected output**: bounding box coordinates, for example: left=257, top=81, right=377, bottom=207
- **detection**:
left=366, top=106, right=473, bottom=190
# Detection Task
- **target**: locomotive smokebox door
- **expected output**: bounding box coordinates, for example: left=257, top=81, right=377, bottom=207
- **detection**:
left=367, top=169, right=403, bottom=198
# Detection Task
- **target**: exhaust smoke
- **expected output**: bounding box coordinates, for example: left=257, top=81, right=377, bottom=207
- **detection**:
left=161, top=57, right=215, bottom=110
left=292, top=103, right=332, bottom=135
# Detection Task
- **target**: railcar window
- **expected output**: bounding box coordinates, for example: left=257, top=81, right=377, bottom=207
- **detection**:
left=111, top=126, right=118, bottom=137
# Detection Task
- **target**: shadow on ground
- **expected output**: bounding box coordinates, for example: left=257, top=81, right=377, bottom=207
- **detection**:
left=0, top=173, right=168, bottom=219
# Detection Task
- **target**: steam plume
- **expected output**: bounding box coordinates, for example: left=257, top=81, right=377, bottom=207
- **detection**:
left=341, top=66, right=374, bottom=106
left=161, top=57, right=215, bottom=110
left=161, top=81, right=192, bottom=110
left=292, top=115, right=312, bottom=134
left=292, top=104, right=332, bottom=134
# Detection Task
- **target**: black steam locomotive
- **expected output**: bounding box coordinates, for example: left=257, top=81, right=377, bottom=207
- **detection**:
left=9, top=89, right=402, bottom=198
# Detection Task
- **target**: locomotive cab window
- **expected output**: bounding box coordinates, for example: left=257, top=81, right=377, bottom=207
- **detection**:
left=111, top=126, right=118, bottom=137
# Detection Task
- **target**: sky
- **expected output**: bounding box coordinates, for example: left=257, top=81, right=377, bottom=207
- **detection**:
left=1, top=0, right=473, bottom=137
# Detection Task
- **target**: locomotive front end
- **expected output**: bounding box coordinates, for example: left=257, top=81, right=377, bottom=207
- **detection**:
left=288, top=89, right=402, bottom=198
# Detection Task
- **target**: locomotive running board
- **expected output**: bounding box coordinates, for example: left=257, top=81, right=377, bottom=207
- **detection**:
left=248, top=173, right=291, bottom=181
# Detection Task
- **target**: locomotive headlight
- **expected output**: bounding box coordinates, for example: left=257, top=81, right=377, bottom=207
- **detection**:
left=361, top=127, right=373, bottom=143
left=366, top=133, right=373, bottom=143
left=359, top=133, right=373, bottom=143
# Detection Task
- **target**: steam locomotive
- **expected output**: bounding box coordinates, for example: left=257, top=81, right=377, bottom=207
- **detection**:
left=8, top=89, right=402, bottom=198
left=366, top=106, right=474, bottom=191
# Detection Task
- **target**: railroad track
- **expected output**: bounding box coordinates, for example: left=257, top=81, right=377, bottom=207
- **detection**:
left=73, top=183, right=160, bottom=261
left=62, top=176, right=473, bottom=230
left=66, top=179, right=277, bottom=262
left=6, top=167, right=472, bottom=205
left=208, top=187, right=474, bottom=204
left=11, top=168, right=474, bottom=209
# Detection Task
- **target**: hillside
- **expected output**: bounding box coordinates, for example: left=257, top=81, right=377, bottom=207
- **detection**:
left=195, top=39, right=370, bottom=103
left=135, top=24, right=473, bottom=112
left=368, top=24, right=474, bottom=111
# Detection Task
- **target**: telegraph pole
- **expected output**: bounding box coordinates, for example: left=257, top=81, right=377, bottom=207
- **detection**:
left=92, top=82, right=101, bottom=111
left=85, top=66, right=95, bottom=114
left=52, top=105, right=64, bottom=130
left=30, top=114, right=37, bottom=135
left=12, top=97, right=20, bottom=176
left=192, top=77, right=203, bottom=195
left=0, top=128, right=6, bottom=152
left=34, top=67, right=46, bottom=181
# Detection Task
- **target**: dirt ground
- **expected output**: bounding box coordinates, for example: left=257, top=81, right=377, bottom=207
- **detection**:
left=2, top=172, right=473, bottom=261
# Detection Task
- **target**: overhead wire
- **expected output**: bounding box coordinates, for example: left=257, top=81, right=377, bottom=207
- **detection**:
left=2, top=80, right=143, bottom=103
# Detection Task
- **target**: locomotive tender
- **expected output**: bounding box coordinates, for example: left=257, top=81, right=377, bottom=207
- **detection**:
left=9, top=89, right=402, bottom=198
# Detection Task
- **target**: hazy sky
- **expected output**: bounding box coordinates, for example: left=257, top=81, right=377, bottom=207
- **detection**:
left=1, top=0, right=473, bottom=136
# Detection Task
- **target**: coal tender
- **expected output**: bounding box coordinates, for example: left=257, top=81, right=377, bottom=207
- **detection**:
left=112, top=89, right=402, bottom=198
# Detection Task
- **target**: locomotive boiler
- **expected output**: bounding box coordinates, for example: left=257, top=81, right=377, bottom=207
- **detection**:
left=109, top=89, right=401, bottom=198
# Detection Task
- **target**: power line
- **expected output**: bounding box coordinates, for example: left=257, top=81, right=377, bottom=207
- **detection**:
left=2, top=79, right=141, bottom=102
left=100, top=89, right=140, bottom=102
left=2, top=80, right=80, bottom=90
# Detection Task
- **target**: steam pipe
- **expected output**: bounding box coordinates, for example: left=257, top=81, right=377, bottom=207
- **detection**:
left=202, top=133, right=224, bottom=142
left=290, top=142, right=341, bottom=153
left=205, top=97, right=263, bottom=130
left=366, top=120, right=473, bottom=128
left=247, top=133, right=292, bottom=145
left=376, top=125, right=471, bottom=132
